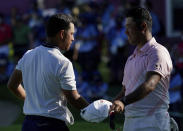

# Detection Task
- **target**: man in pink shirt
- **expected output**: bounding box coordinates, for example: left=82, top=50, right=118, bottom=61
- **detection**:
left=110, top=7, right=174, bottom=131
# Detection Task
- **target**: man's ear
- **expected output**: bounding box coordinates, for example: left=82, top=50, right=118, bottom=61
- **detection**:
left=59, top=30, right=65, bottom=39
left=141, top=22, right=147, bottom=32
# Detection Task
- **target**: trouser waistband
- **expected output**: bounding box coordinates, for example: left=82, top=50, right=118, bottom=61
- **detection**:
left=25, top=115, right=65, bottom=124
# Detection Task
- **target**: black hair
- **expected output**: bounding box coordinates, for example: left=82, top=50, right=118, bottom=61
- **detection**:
left=125, top=7, right=152, bottom=32
left=46, top=13, right=75, bottom=37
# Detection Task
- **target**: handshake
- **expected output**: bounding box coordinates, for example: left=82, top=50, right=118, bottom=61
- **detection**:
left=80, top=99, right=125, bottom=123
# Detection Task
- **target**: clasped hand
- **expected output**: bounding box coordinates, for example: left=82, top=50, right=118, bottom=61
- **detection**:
left=109, top=100, right=125, bottom=114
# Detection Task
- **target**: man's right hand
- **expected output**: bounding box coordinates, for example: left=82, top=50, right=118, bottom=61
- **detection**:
left=109, top=100, right=125, bottom=113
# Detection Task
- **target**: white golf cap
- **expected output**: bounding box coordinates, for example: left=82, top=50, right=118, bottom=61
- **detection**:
left=80, top=99, right=112, bottom=123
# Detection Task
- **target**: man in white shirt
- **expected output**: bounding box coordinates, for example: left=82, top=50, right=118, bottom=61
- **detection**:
left=7, top=13, right=89, bottom=131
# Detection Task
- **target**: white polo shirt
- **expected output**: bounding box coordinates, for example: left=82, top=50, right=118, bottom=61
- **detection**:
left=122, top=38, right=173, bottom=117
left=16, top=45, right=76, bottom=124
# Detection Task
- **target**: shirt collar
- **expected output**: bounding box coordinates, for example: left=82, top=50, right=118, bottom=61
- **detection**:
left=42, top=43, right=65, bottom=54
left=134, top=37, right=156, bottom=55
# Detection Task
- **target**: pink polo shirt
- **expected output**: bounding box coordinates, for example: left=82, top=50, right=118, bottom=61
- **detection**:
left=122, top=37, right=173, bottom=117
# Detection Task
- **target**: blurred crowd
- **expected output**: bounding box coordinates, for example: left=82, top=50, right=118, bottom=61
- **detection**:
left=0, top=0, right=183, bottom=126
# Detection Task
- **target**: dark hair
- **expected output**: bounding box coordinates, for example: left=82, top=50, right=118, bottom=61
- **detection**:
left=46, top=13, right=75, bottom=37
left=125, top=7, right=152, bottom=32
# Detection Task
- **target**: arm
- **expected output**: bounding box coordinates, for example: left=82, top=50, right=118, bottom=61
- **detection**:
left=59, top=60, right=89, bottom=109
left=111, top=71, right=161, bottom=113
left=110, top=85, right=126, bottom=113
left=113, top=85, right=126, bottom=101
left=62, top=89, right=89, bottom=110
left=123, top=71, right=161, bottom=105
left=7, top=69, right=26, bottom=100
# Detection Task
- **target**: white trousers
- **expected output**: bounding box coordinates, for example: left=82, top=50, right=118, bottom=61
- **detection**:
left=123, top=112, right=170, bottom=131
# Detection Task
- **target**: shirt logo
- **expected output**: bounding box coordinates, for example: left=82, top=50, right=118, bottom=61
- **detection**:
left=155, top=64, right=162, bottom=71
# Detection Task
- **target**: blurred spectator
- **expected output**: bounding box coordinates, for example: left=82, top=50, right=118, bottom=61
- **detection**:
left=28, top=1, right=43, bottom=18
left=0, top=54, right=14, bottom=84
left=169, top=66, right=182, bottom=111
left=101, top=3, right=115, bottom=34
left=76, top=0, right=90, bottom=5
left=176, top=33, right=183, bottom=100
left=145, top=0, right=161, bottom=37
left=106, top=16, right=127, bottom=84
left=169, top=66, right=183, bottom=131
left=74, top=10, right=100, bottom=72
left=60, top=0, right=75, bottom=14
left=12, top=16, right=33, bottom=63
left=173, top=35, right=183, bottom=73
left=6, top=7, right=19, bottom=27
left=0, top=13, right=12, bottom=56
left=28, top=12, right=45, bottom=47
left=77, top=70, right=109, bottom=102
left=124, top=0, right=140, bottom=9
left=23, top=1, right=43, bottom=27
left=169, top=34, right=183, bottom=130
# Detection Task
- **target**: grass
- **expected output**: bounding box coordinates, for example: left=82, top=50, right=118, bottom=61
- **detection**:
left=0, top=124, right=22, bottom=131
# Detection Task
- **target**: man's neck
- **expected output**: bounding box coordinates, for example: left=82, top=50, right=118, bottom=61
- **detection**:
left=137, top=33, right=152, bottom=49
left=46, top=37, right=58, bottom=47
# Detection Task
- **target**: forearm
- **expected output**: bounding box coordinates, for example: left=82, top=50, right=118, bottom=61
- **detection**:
left=8, top=84, right=26, bottom=100
left=122, top=71, right=161, bottom=105
left=63, top=90, right=89, bottom=110
left=7, top=69, right=25, bottom=100
left=111, top=84, right=153, bottom=113
left=69, top=95, right=89, bottom=110
left=122, top=83, right=153, bottom=105
left=114, top=86, right=125, bottom=101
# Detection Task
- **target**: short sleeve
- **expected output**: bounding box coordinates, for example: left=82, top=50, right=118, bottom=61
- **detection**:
left=15, top=50, right=31, bottom=71
left=147, top=48, right=172, bottom=78
left=16, top=57, right=23, bottom=71
left=58, top=60, right=76, bottom=90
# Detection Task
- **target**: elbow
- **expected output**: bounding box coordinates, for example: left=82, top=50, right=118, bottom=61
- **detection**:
left=7, top=80, right=13, bottom=91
